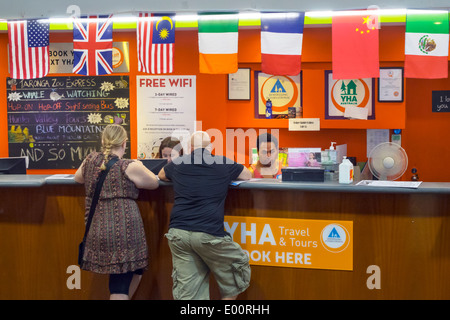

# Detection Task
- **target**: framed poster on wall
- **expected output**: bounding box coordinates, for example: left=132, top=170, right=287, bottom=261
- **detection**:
left=325, top=70, right=375, bottom=120
left=254, top=71, right=302, bottom=119
left=228, top=68, right=251, bottom=100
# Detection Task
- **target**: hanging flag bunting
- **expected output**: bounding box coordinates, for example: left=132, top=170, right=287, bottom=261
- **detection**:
left=260, top=12, right=305, bottom=76
left=405, top=10, right=449, bottom=79
left=198, top=12, right=239, bottom=74
left=73, top=15, right=113, bottom=76
left=137, top=13, right=175, bottom=74
left=332, top=10, right=380, bottom=79
left=8, top=19, right=50, bottom=79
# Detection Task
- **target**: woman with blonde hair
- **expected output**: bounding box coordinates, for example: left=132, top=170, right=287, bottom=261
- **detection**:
left=74, top=124, right=159, bottom=300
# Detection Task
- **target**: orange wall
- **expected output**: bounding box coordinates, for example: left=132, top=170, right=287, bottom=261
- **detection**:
left=0, top=26, right=449, bottom=181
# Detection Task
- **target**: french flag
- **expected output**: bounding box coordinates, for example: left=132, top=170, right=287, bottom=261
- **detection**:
left=260, top=12, right=305, bottom=76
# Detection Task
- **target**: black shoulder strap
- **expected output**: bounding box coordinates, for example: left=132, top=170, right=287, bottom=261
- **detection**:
left=82, top=157, right=120, bottom=243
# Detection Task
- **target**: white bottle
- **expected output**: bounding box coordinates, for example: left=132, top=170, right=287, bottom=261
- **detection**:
left=328, top=142, right=337, bottom=164
left=322, top=142, right=337, bottom=165
left=339, top=156, right=354, bottom=184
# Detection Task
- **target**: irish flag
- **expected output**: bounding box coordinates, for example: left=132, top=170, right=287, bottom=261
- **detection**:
left=198, top=12, right=239, bottom=74
left=405, top=10, right=449, bottom=79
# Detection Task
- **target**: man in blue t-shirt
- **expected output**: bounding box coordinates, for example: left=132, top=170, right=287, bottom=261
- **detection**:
left=158, top=131, right=251, bottom=300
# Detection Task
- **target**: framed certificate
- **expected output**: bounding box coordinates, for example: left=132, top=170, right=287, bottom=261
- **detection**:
left=228, top=68, right=251, bottom=100
left=378, top=67, right=404, bottom=102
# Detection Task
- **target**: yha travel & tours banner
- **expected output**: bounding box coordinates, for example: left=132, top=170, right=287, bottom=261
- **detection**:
left=224, top=216, right=353, bottom=271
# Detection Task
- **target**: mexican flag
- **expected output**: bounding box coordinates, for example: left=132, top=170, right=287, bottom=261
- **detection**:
left=198, top=12, right=239, bottom=74
left=405, top=10, right=449, bottom=79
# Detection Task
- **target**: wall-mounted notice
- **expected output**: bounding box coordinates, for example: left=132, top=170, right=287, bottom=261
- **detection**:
left=366, top=129, right=389, bottom=158
left=7, top=76, right=130, bottom=169
left=432, top=90, right=450, bottom=112
left=136, top=75, right=196, bottom=159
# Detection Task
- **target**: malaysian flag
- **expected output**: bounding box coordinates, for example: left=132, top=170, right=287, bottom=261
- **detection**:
left=8, top=19, right=50, bottom=79
left=73, top=15, right=113, bottom=76
left=137, top=13, right=175, bottom=74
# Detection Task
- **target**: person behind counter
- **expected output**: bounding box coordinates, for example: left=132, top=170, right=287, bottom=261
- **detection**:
left=158, top=131, right=252, bottom=300
left=74, top=124, right=159, bottom=300
left=249, top=132, right=283, bottom=179
left=157, top=136, right=183, bottom=163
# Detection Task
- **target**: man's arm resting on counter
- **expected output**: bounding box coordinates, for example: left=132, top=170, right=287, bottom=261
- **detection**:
left=236, top=166, right=252, bottom=181
left=158, top=167, right=170, bottom=181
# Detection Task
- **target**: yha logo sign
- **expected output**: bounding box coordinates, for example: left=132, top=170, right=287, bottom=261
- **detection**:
left=331, top=79, right=370, bottom=113
left=224, top=215, right=353, bottom=271
left=326, top=71, right=374, bottom=119
left=257, top=73, right=301, bottom=116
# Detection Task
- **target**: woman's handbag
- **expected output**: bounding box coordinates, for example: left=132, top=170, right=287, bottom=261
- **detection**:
left=78, top=157, right=119, bottom=266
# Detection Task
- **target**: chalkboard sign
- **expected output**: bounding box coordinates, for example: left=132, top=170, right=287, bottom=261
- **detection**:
left=432, top=90, right=450, bottom=113
left=7, top=76, right=130, bottom=169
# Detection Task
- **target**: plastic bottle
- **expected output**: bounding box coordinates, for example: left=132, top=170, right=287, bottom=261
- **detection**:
left=322, top=142, right=337, bottom=165
left=411, top=168, right=419, bottom=181
left=265, top=99, right=272, bottom=119
left=328, top=142, right=337, bottom=164
left=339, top=156, right=354, bottom=184
left=251, top=148, right=258, bottom=164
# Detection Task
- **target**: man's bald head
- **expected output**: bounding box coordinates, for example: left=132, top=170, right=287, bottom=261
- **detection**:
left=191, top=131, right=211, bottom=151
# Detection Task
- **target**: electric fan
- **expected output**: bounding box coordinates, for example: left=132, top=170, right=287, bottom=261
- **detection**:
left=367, top=142, right=408, bottom=180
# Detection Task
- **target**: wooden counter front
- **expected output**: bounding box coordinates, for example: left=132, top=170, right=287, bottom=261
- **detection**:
left=0, top=179, right=449, bottom=299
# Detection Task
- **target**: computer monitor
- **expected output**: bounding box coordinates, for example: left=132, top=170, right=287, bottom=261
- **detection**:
left=0, top=157, right=27, bottom=174
left=140, top=159, right=168, bottom=175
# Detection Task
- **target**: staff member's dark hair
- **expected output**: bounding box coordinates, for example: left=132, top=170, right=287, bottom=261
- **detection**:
left=256, top=133, right=278, bottom=152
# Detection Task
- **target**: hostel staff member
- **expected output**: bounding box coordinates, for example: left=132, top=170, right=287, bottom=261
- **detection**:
left=248, top=133, right=283, bottom=179
left=157, top=136, right=183, bottom=163
left=158, top=131, right=252, bottom=300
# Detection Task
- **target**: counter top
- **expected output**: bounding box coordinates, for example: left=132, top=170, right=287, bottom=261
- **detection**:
left=0, top=174, right=76, bottom=187
left=1, top=174, right=450, bottom=194
left=0, top=174, right=47, bottom=187
left=229, top=179, right=450, bottom=194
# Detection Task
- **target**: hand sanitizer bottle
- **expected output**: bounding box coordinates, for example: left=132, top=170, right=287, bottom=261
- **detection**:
left=328, top=142, right=337, bottom=164
left=339, top=156, right=354, bottom=184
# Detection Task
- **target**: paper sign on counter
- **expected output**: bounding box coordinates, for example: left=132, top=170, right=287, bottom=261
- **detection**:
left=289, top=118, right=320, bottom=131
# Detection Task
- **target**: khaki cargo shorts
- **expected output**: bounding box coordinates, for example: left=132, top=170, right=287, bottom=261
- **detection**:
left=165, top=228, right=251, bottom=300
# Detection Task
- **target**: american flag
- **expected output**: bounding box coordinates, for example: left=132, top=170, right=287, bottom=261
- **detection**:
left=8, top=19, right=50, bottom=79
left=73, top=15, right=113, bottom=76
left=137, top=13, right=175, bottom=74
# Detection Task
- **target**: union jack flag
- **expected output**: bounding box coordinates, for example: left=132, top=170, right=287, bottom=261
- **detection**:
left=73, top=15, right=113, bottom=76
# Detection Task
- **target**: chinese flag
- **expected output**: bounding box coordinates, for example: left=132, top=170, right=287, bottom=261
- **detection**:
left=332, top=11, right=379, bottom=79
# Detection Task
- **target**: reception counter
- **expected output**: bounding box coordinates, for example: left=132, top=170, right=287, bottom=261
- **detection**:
left=1, top=175, right=449, bottom=299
